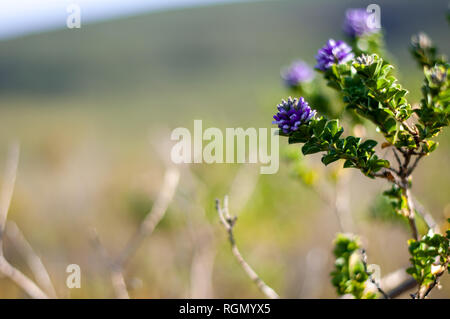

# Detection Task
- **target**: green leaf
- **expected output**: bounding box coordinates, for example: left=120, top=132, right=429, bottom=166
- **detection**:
left=423, top=140, right=438, bottom=153
left=302, top=141, right=323, bottom=155
left=360, top=139, right=378, bottom=151
left=383, top=118, right=397, bottom=133
left=343, top=159, right=356, bottom=168
left=325, top=119, right=340, bottom=137
left=312, top=117, right=327, bottom=137
left=321, top=153, right=340, bottom=165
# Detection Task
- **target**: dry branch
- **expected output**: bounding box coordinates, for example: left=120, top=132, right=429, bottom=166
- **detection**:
left=91, top=167, right=180, bottom=299
left=6, top=221, right=56, bottom=298
left=116, top=168, right=180, bottom=267
left=216, top=196, right=279, bottom=299
left=381, top=267, right=417, bottom=298
left=0, top=143, right=49, bottom=299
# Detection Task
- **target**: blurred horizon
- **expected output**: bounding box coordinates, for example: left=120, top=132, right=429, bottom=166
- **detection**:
left=0, top=0, right=255, bottom=40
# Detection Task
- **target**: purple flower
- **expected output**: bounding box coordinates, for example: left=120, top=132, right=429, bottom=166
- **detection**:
left=315, top=39, right=354, bottom=71
left=272, top=97, right=316, bottom=134
left=343, top=8, right=378, bottom=38
left=281, top=60, right=314, bottom=88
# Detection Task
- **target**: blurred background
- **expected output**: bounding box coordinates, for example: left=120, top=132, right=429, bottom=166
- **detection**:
left=0, top=0, right=449, bottom=298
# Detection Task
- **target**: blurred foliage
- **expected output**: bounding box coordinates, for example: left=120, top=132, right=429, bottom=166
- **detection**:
left=407, top=227, right=450, bottom=296
left=369, top=193, right=407, bottom=225
left=331, top=234, right=376, bottom=299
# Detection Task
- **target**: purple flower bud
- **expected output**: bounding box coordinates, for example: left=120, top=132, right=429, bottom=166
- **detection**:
left=281, top=60, right=314, bottom=88
left=429, top=65, right=447, bottom=86
left=343, top=8, right=378, bottom=38
left=411, top=32, right=432, bottom=50
left=272, top=97, right=316, bottom=134
left=315, top=39, right=354, bottom=71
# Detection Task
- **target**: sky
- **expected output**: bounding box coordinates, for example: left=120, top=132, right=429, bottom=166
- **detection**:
left=0, top=0, right=250, bottom=39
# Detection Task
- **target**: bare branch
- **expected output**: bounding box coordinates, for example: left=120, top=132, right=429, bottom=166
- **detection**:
left=311, top=174, right=354, bottom=233
left=91, top=167, right=180, bottom=299
left=0, top=255, right=48, bottom=299
left=89, top=229, right=130, bottom=299
left=116, top=167, right=180, bottom=267
left=361, top=249, right=389, bottom=299
left=228, top=164, right=260, bottom=215
left=406, top=154, right=424, bottom=176
left=189, top=164, right=259, bottom=298
left=404, top=188, right=419, bottom=241
left=371, top=169, right=403, bottom=187
left=110, top=269, right=130, bottom=299
left=0, top=142, right=49, bottom=299
left=401, top=121, right=417, bottom=137
left=381, top=267, right=417, bottom=298
left=0, top=142, right=20, bottom=251
left=412, top=196, right=439, bottom=233
left=6, top=221, right=57, bottom=298
left=189, top=230, right=216, bottom=298
left=415, top=260, right=448, bottom=299
left=216, top=196, right=279, bottom=299
left=392, top=148, right=402, bottom=169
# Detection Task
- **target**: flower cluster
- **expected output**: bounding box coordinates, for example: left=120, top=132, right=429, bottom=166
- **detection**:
left=272, top=97, right=316, bottom=134
left=343, top=8, right=378, bottom=38
left=315, top=39, right=354, bottom=71
left=281, top=60, right=314, bottom=88
left=411, top=32, right=432, bottom=51
left=355, top=53, right=375, bottom=66
left=429, top=64, right=448, bottom=86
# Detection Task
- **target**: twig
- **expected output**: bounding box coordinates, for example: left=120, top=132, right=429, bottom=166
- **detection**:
left=361, top=249, right=389, bottom=299
left=228, top=164, right=260, bottom=216
left=406, top=154, right=424, bottom=176
left=189, top=164, right=260, bottom=298
left=0, top=256, right=49, bottom=299
left=110, top=269, right=130, bottom=299
left=0, top=142, right=20, bottom=251
left=90, top=229, right=130, bottom=299
left=309, top=180, right=349, bottom=233
left=371, top=169, right=402, bottom=187
left=400, top=150, right=412, bottom=176
left=116, top=167, right=180, bottom=267
left=412, top=196, right=439, bottom=233
left=91, top=167, right=180, bottom=299
left=331, top=172, right=354, bottom=232
left=215, top=196, right=279, bottom=299
left=415, top=260, right=449, bottom=299
left=189, top=229, right=216, bottom=298
left=392, top=148, right=402, bottom=169
left=177, top=166, right=217, bottom=298
left=381, top=267, right=417, bottom=298
left=402, top=121, right=417, bottom=138
left=298, top=247, right=327, bottom=298
left=0, top=142, right=49, bottom=299
left=310, top=185, right=337, bottom=220
left=385, top=150, right=420, bottom=241
left=404, top=188, right=419, bottom=241
left=6, top=221, right=57, bottom=298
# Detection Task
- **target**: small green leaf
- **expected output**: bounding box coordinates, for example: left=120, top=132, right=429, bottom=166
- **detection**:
left=322, top=153, right=340, bottom=165
left=325, top=119, right=340, bottom=137
left=302, top=141, right=322, bottom=155
left=360, top=139, right=378, bottom=151
left=343, top=159, right=356, bottom=168
left=312, top=117, right=327, bottom=137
